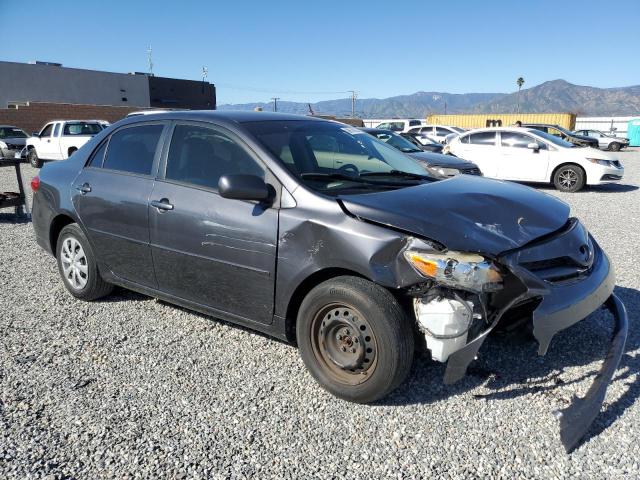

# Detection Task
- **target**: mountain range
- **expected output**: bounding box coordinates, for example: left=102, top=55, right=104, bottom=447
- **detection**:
left=218, top=80, right=640, bottom=118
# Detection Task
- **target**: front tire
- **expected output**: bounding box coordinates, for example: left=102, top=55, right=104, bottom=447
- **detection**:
left=608, top=142, right=621, bottom=152
left=56, top=224, right=113, bottom=301
left=296, top=276, right=414, bottom=403
left=553, top=164, right=585, bottom=192
left=28, top=149, right=42, bottom=168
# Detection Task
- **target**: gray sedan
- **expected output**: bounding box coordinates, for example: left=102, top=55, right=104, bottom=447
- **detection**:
left=574, top=129, right=630, bottom=151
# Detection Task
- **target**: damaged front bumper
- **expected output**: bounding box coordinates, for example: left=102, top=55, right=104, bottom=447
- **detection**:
left=425, top=219, right=628, bottom=451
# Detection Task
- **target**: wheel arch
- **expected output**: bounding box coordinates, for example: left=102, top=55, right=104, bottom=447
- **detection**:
left=551, top=162, right=587, bottom=184
left=284, top=267, right=369, bottom=343
left=49, top=213, right=77, bottom=255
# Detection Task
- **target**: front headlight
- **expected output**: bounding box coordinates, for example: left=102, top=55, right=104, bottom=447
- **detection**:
left=425, top=165, right=459, bottom=178
left=404, top=250, right=503, bottom=292
left=587, top=158, right=612, bottom=167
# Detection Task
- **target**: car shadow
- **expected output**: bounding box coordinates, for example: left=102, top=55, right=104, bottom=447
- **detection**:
left=0, top=212, right=31, bottom=224
left=380, top=285, right=640, bottom=448
left=530, top=183, right=638, bottom=193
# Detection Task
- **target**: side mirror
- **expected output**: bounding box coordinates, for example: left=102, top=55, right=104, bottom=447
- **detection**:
left=32, top=132, right=40, bottom=138
left=218, top=174, right=270, bottom=202
left=527, top=142, right=540, bottom=151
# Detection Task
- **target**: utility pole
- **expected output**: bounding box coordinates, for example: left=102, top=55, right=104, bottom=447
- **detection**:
left=147, top=45, right=153, bottom=75
left=201, top=66, right=208, bottom=94
left=271, top=97, right=280, bottom=112
left=444, top=101, right=447, bottom=115
left=348, top=90, right=357, bottom=117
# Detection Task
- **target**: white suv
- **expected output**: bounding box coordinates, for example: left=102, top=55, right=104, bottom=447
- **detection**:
left=407, top=125, right=466, bottom=144
left=448, top=127, right=624, bottom=192
left=374, top=119, right=424, bottom=133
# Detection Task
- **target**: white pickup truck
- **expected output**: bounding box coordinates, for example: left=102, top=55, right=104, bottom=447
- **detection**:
left=26, top=120, right=105, bottom=168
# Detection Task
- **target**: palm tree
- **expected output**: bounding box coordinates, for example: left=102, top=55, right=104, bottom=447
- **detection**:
left=516, top=77, right=525, bottom=115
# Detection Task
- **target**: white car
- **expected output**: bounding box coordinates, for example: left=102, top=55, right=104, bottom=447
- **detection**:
left=407, top=125, right=466, bottom=144
left=26, top=120, right=105, bottom=168
left=448, top=127, right=624, bottom=192
left=374, top=119, right=424, bottom=133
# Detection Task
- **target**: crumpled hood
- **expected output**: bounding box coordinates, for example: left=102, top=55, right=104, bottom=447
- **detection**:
left=339, top=175, right=570, bottom=255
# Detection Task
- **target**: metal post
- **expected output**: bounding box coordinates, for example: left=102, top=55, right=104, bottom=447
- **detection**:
left=271, top=97, right=279, bottom=112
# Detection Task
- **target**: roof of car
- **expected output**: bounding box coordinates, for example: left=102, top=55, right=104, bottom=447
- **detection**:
left=361, top=127, right=395, bottom=134
left=456, top=126, right=541, bottom=135
left=124, top=110, right=326, bottom=124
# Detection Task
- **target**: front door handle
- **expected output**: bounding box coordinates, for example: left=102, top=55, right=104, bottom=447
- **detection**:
left=150, top=199, right=174, bottom=211
left=76, top=183, right=91, bottom=194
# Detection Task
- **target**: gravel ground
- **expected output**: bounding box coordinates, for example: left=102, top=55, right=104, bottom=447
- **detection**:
left=1, top=153, right=639, bottom=479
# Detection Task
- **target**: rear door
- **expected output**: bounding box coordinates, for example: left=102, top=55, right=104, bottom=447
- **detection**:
left=72, top=122, right=167, bottom=288
left=497, top=131, right=550, bottom=181
left=453, top=131, right=499, bottom=177
left=149, top=122, right=278, bottom=324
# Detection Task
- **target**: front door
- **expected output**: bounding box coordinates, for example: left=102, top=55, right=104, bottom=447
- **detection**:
left=455, top=131, right=500, bottom=177
left=497, top=131, right=550, bottom=181
left=37, top=123, right=57, bottom=159
left=72, top=123, right=166, bottom=288
left=149, top=122, right=278, bottom=324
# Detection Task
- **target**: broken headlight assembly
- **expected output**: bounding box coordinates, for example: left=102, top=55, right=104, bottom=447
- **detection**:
left=404, top=250, right=503, bottom=293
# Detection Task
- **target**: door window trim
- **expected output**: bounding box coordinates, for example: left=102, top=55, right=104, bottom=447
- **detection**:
left=86, top=121, right=169, bottom=179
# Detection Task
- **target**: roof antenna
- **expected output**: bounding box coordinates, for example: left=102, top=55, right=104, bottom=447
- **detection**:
left=147, top=45, right=153, bottom=75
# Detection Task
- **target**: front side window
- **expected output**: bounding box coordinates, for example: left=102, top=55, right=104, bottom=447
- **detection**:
left=468, top=131, right=496, bottom=145
left=40, top=124, right=53, bottom=137
left=102, top=124, right=163, bottom=175
left=409, top=120, right=421, bottom=127
left=63, top=122, right=103, bottom=136
left=376, top=122, right=390, bottom=129
left=500, top=131, right=536, bottom=148
left=165, top=124, right=264, bottom=191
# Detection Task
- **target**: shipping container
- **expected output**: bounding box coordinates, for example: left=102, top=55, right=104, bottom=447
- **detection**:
left=426, top=113, right=576, bottom=130
left=575, top=116, right=639, bottom=138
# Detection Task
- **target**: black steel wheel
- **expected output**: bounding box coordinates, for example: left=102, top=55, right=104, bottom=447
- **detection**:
left=297, top=276, right=414, bottom=403
left=553, top=164, right=585, bottom=192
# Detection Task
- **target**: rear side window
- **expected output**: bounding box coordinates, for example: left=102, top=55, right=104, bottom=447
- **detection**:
left=165, top=124, right=264, bottom=191
left=468, top=132, right=496, bottom=145
left=435, top=127, right=451, bottom=136
left=63, top=122, right=102, bottom=136
left=87, top=140, right=108, bottom=167
left=500, top=131, right=534, bottom=148
left=103, top=124, right=163, bottom=175
left=409, top=120, right=421, bottom=127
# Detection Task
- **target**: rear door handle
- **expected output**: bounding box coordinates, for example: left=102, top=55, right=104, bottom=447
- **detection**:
left=76, top=183, right=91, bottom=194
left=150, top=199, right=174, bottom=211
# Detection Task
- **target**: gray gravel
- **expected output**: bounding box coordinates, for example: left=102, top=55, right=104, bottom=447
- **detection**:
left=1, top=153, right=639, bottom=479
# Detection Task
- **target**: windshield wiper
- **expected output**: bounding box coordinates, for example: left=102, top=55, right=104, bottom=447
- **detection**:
left=360, top=170, right=430, bottom=180
left=300, top=172, right=372, bottom=183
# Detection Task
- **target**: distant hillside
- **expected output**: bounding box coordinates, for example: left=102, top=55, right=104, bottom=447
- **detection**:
left=219, top=80, right=640, bottom=117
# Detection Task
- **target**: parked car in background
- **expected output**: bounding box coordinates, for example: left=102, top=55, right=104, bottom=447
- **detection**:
left=408, top=125, right=466, bottom=144
left=26, top=120, right=105, bottom=168
left=374, top=119, right=424, bottom=132
left=362, top=128, right=481, bottom=178
left=0, top=125, right=29, bottom=160
left=521, top=123, right=599, bottom=149
left=573, top=129, right=629, bottom=151
left=400, top=132, right=444, bottom=153
left=30, top=111, right=627, bottom=452
left=448, top=127, right=624, bottom=192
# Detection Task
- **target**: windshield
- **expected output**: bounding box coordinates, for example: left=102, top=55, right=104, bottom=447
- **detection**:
left=370, top=131, right=422, bottom=153
left=0, top=127, right=28, bottom=139
left=532, top=130, right=575, bottom=148
left=244, top=120, right=430, bottom=194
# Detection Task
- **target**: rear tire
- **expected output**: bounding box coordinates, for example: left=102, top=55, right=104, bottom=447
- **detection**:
left=68, top=147, right=78, bottom=157
left=56, top=223, right=113, bottom=301
left=553, top=164, right=585, bottom=192
left=28, top=149, right=42, bottom=168
left=608, top=142, right=621, bottom=152
left=296, top=276, right=414, bottom=403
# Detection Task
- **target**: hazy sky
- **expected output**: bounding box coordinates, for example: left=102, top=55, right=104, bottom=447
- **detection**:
left=3, top=0, right=639, bottom=104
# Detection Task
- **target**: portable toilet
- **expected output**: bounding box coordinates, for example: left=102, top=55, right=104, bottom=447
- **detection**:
left=628, top=119, right=640, bottom=147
